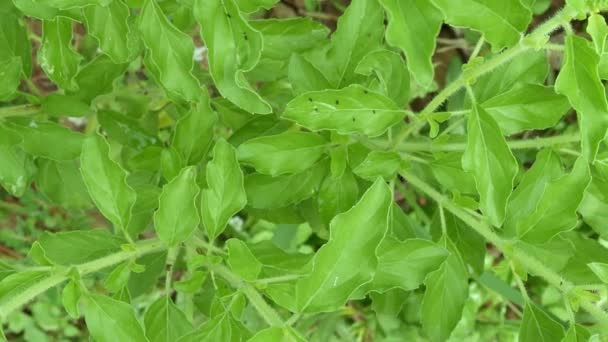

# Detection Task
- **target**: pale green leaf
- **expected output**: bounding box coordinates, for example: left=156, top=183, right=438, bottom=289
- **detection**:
left=429, top=152, right=477, bottom=195
left=561, top=324, right=591, bottom=342
left=587, top=13, right=608, bottom=54
left=12, top=120, right=84, bottom=161
left=72, top=54, right=128, bottom=103
left=504, top=149, right=563, bottom=236
left=139, top=0, right=201, bottom=102
left=201, top=139, right=247, bottom=240
left=0, top=57, right=21, bottom=101
left=519, top=301, right=565, bottom=341
left=0, top=125, right=36, bottom=197
left=378, top=0, right=442, bottom=88
left=80, top=133, right=137, bottom=232
left=62, top=280, right=81, bottom=319
left=144, top=296, right=193, bottom=342
left=431, top=0, right=532, bottom=50
left=227, top=239, right=263, bottom=281
left=517, top=157, right=590, bottom=244
left=462, top=104, right=518, bottom=227
left=587, top=262, right=608, bottom=283
left=195, top=0, right=272, bottom=114
left=235, top=0, right=279, bottom=12
left=37, top=230, right=125, bottom=265
left=283, top=84, right=406, bottom=137
left=479, top=84, right=571, bottom=135
left=295, top=179, right=391, bottom=313
left=317, top=168, right=359, bottom=224
left=172, top=99, right=217, bottom=165
left=237, top=132, right=328, bottom=176
left=154, top=166, right=200, bottom=246
left=83, top=0, right=133, bottom=64
left=421, top=236, right=468, bottom=342
left=82, top=293, right=148, bottom=342
left=370, top=238, right=448, bottom=292
left=355, top=49, right=410, bottom=107
left=247, top=327, right=306, bottom=342
left=0, top=11, right=32, bottom=76
left=353, top=150, right=402, bottom=181
left=287, top=53, right=332, bottom=95
left=555, top=35, right=608, bottom=162
left=38, top=16, right=81, bottom=91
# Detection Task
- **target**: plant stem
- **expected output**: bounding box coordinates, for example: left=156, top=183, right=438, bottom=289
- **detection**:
left=0, top=239, right=165, bottom=321
left=391, top=7, right=575, bottom=146
left=0, top=104, right=41, bottom=118
left=399, top=170, right=608, bottom=327
left=396, top=134, right=580, bottom=153
left=206, top=262, right=285, bottom=327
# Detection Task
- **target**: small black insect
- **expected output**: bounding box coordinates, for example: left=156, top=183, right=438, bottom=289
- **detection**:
left=308, top=97, right=313, bottom=102
left=226, top=13, right=232, bottom=18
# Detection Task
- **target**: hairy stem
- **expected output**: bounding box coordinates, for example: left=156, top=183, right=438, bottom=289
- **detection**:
left=396, top=134, right=580, bottom=153
left=0, top=239, right=165, bottom=321
left=399, top=170, right=608, bottom=326
left=0, top=104, right=41, bottom=118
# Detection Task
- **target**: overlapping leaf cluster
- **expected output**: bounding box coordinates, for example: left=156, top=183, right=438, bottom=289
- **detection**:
left=2, top=0, right=608, bottom=340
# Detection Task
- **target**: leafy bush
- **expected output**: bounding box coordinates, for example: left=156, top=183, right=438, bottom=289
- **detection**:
left=1, top=0, right=608, bottom=340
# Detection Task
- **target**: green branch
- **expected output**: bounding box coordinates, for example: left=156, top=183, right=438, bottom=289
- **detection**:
left=396, top=134, right=581, bottom=153
left=0, top=104, right=41, bottom=118
left=399, top=169, right=608, bottom=327
left=391, top=6, right=576, bottom=146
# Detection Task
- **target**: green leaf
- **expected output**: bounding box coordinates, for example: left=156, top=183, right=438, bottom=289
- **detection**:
left=41, top=94, right=90, bottom=117
left=587, top=262, right=608, bottom=283
left=128, top=251, right=167, bottom=298
left=283, top=84, right=406, bottom=137
left=353, top=150, right=402, bottom=181
left=462, top=104, right=518, bottom=227
left=80, top=133, right=137, bottom=232
left=317, top=168, right=359, bottom=224
left=194, top=0, right=272, bottom=114
left=354, top=49, right=410, bottom=107
left=431, top=0, right=532, bottom=50
left=37, top=159, right=91, bottom=209
left=104, top=262, right=131, bottom=293
left=516, top=157, right=590, bottom=244
left=519, top=301, right=565, bottom=341
left=228, top=116, right=291, bottom=147
left=295, top=178, right=391, bottom=312
left=562, top=324, right=591, bottom=342
left=144, top=296, right=193, bottom=342
left=311, top=0, right=384, bottom=87
left=201, top=139, right=247, bottom=241
left=472, top=50, right=547, bottom=103
left=370, top=238, right=448, bottom=292
left=0, top=131, right=36, bottom=197
left=504, top=149, right=563, bottom=236
left=287, top=53, right=332, bottom=95
left=98, top=110, right=158, bottom=150
left=82, top=293, right=148, bottom=342
left=83, top=0, right=133, bottom=64
left=420, top=236, right=468, bottom=342
left=430, top=152, right=477, bottom=195
left=587, top=13, right=608, bottom=54
left=0, top=11, right=32, bottom=76
left=38, top=17, right=81, bottom=91
left=12, top=0, right=59, bottom=20
left=72, top=54, right=128, bottom=103
left=177, top=313, right=232, bottom=342
left=245, top=162, right=326, bottom=209
left=11, top=120, right=84, bottom=161
left=0, top=57, right=21, bottom=101
left=154, top=166, right=200, bottom=247
left=227, top=239, right=263, bottom=281
left=139, top=0, right=201, bottom=102
left=235, top=0, right=279, bottom=12
left=579, top=161, right=608, bottom=236
left=62, top=280, right=81, bottom=318
left=237, top=132, right=328, bottom=176
left=172, top=99, right=217, bottom=165
left=37, top=230, right=125, bottom=265
left=378, top=0, right=442, bottom=88
left=555, top=35, right=608, bottom=162
left=479, top=84, right=571, bottom=135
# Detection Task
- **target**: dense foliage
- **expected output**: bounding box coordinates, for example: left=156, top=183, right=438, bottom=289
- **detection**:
left=1, top=0, right=608, bottom=340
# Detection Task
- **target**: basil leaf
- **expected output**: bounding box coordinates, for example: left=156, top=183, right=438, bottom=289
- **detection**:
left=80, top=133, right=137, bottom=233
left=154, top=166, right=200, bottom=246
left=295, top=179, right=391, bottom=313
left=283, top=84, right=406, bottom=137
left=200, top=139, right=247, bottom=241
left=518, top=301, right=565, bottom=341
left=237, top=132, right=328, bottom=176
left=82, top=293, right=148, bottom=342
left=144, top=296, right=193, bottom=342
left=378, top=0, right=442, bottom=88
left=83, top=0, right=133, bottom=64
left=38, top=17, right=81, bottom=91
left=462, top=104, right=518, bottom=227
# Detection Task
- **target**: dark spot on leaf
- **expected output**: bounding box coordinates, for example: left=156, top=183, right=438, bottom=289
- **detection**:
left=352, top=117, right=356, bottom=122
left=364, top=90, right=368, bottom=94
left=308, top=97, right=313, bottom=102
left=335, top=100, right=339, bottom=105
left=227, top=13, right=232, bottom=18
left=313, top=107, right=319, bottom=112
left=372, top=110, right=376, bottom=114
